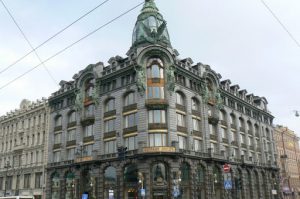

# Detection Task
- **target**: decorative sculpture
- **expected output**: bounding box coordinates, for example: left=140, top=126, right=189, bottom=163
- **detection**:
left=135, top=65, right=146, bottom=95
left=166, top=65, right=175, bottom=93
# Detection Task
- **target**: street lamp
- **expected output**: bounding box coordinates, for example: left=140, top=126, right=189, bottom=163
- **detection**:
left=4, top=161, right=11, bottom=197
left=75, top=142, right=87, bottom=161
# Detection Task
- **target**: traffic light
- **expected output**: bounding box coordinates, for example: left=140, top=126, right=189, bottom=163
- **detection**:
left=117, top=146, right=128, bottom=160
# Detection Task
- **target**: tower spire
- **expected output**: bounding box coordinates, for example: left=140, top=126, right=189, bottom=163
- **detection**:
left=130, top=0, right=171, bottom=49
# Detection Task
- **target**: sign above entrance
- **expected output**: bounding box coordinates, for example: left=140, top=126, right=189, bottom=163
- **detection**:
left=223, top=163, right=231, bottom=173
left=75, top=156, right=93, bottom=163
left=143, top=147, right=175, bottom=153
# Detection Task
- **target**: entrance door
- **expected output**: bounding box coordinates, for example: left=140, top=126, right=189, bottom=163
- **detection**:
left=153, top=192, right=167, bottom=199
left=153, top=196, right=165, bottom=199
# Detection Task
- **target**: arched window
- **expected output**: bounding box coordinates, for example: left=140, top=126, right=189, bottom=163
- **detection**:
left=180, top=163, right=190, bottom=198
left=176, top=92, right=184, bottom=106
left=124, top=164, right=138, bottom=199
left=239, top=117, right=245, bottom=131
left=124, top=92, right=135, bottom=106
left=54, top=116, right=62, bottom=127
left=85, top=78, right=95, bottom=99
left=105, top=98, right=115, bottom=112
left=147, top=58, right=164, bottom=79
left=191, top=98, right=200, bottom=111
left=51, top=172, right=60, bottom=199
left=147, top=58, right=165, bottom=99
left=65, top=172, right=75, bottom=199
left=230, top=114, right=235, bottom=125
left=68, top=111, right=76, bottom=123
left=219, top=110, right=226, bottom=121
left=196, top=165, right=206, bottom=199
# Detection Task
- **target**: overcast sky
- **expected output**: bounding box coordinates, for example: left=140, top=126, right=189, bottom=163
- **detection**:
left=0, top=0, right=299, bottom=135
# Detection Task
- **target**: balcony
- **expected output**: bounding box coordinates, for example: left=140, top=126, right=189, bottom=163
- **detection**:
left=123, top=103, right=137, bottom=113
left=67, top=121, right=77, bottom=128
left=75, top=156, right=93, bottom=163
left=177, top=126, right=187, bottom=133
left=149, top=123, right=167, bottom=130
left=66, top=140, right=76, bottom=147
left=240, top=127, right=245, bottom=132
left=13, top=144, right=25, bottom=152
left=208, top=115, right=219, bottom=125
left=231, top=141, right=238, bottom=147
left=220, top=120, right=227, bottom=126
left=176, top=103, right=186, bottom=112
left=81, top=115, right=95, bottom=126
left=222, top=138, right=229, bottom=143
left=123, top=126, right=138, bottom=135
left=104, top=131, right=116, bottom=139
left=54, top=125, right=62, bottom=132
left=145, top=99, right=168, bottom=109
left=241, top=143, right=247, bottom=148
left=230, top=124, right=237, bottom=129
left=210, top=134, right=217, bottom=141
left=104, top=110, right=116, bottom=118
left=192, top=130, right=202, bottom=137
left=53, top=143, right=61, bottom=150
left=83, top=135, right=94, bottom=143
left=249, top=146, right=254, bottom=151
left=192, top=110, right=201, bottom=117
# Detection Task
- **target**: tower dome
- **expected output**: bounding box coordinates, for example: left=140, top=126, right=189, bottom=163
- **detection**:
left=131, top=0, right=171, bottom=48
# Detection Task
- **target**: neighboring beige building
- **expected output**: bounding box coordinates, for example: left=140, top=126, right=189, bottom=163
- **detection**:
left=275, top=125, right=300, bottom=198
left=0, top=99, right=49, bottom=199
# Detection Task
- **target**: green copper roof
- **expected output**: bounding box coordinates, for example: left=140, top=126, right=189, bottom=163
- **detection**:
left=131, top=0, right=171, bottom=48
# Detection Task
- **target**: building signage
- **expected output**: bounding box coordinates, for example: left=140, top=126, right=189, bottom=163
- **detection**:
left=75, top=156, right=93, bottom=163
left=223, top=164, right=230, bottom=173
left=272, top=190, right=277, bottom=195
left=143, top=147, right=176, bottom=153
left=224, top=180, right=232, bottom=190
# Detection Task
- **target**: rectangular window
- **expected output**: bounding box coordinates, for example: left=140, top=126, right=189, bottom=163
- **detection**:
left=192, top=118, right=200, bottom=131
left=231, top=131, right=235, bottom=141
left=24, top=174, right=31, bottom=189
left=67, top=148, right=75, bottom=160
left=84, top=144, right=93, bottom=156
left=84, top=124, right=94, bottom=137
left=240, top=134, right=245, bottom=144
left=124, top=113, right=138, bottom=128
left=209, top=124, right=216, bottom=135
left=148, top=110, right=166, bottom=123
left=194, top=139, right=202, bottom=152
left=53, top=151, right=61, bottom=162
left=147, top=87, right=164, bottom=99
left=178, top=135, right=187, bottom=149
left=124, top=136, right=136, bottom=150
left=105, top=119, right=116, bottom=132
left=210, top=143, right=216, bottom=153
left=54, top=133, right=61, bottom=144
left=149, top=133, right=166, bottom=147
left=0, top=177, right=3, bottom=190
left=35, top=172, right=43, bottom=188
left=67, top=129, right=76, bottom=141
left=221, top=128, right=227, bottom=139
left=177, top=113, right=185, bottom=127
left=84, top=105, right=95, bottom=116
left=6, top=176, right=12, bottom=190
left=105, top=140, right=116, bottom=154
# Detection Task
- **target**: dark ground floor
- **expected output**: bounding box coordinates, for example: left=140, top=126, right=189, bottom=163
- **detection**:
left=46, top=154, right=281, bottom=199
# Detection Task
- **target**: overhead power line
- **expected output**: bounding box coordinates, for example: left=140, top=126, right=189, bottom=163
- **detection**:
left=0, top=1, right=144, bottom=91
left=0, top=0, right=57, bottom=85
left=0, top=0, right=111, bottom=75
left=260, top=0, right=300, bottom=48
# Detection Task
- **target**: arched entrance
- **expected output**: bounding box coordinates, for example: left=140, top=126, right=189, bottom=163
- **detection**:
left=152, top=162, right=169, bottom=199
left=51, top=172, right=60, bottom=199
left=179, top=162, right=191, bottom=198
left=80, top=169, right=96, bottom=199
left=195, top=165, right=206, bottom=199
left=65, top=172, right=75, bottom=199
left=123, top=164, right=138, bottom=199
left=212, top=166, right=223, bottom=199
left=104, top=166, right=117, bottom=199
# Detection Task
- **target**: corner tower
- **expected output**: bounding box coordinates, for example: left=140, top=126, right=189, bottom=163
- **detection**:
left=130, top=0, right=172, bottom=51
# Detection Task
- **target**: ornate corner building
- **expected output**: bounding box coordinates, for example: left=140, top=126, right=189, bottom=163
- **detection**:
left=46, top=1, right=280, bottom=199
left=274, top=126, right=300, bottom=198
left=0, top=99, right=49, bottom=198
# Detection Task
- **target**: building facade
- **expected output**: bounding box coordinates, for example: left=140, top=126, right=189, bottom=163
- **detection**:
left=275, top=125, right=300, bottom=198
left=0, top=99, right=49, bottom=198
left=46, top=1, right=280, bottom=199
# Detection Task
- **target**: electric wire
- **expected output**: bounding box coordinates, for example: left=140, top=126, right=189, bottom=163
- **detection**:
left=0, top=0, right=58, bottom=85
left=0, top=1, right=144, bottom=91
left=261, top=0, right=300, bottom=48
left=0, top=0, right=111, bottom=75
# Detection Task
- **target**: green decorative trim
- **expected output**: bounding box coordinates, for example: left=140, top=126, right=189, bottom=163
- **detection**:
left=166, top=65, right=175, bottom=93
left=135, top=65, right=146, bottom=95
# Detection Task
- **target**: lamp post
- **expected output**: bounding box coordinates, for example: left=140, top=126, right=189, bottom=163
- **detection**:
left=4, top=161, right=11, bottom=197
left=75, top=142, right=87, bottom=161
